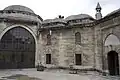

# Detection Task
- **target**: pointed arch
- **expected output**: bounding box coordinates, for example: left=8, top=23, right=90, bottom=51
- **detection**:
left=104, top=34, right=120, bottom=46
left=0, top=25, right=36, bottom=69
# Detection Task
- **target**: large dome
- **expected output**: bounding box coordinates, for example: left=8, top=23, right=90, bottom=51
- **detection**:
left=4, top=5, right=34, bottom=13
left=0, top=5, right=42, bottom=23
left=65, top=14, right=94, bottom=21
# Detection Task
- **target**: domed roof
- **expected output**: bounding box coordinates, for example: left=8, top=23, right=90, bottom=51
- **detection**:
left=42, top=18, right=66, bottom=27
left=4, top=5, right=34, bottom=13
left=65, top=14, right=94, bottom=21
left=0, top=5, right=42, bottom=23
left=42, top=18, right=66, bottom=24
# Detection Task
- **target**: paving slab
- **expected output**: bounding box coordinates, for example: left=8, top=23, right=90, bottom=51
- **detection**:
left=0, top=69, right=119, bottom=80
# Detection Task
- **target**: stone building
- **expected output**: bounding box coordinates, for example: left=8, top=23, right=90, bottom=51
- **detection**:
left=0, top=3, right=119, bottom=75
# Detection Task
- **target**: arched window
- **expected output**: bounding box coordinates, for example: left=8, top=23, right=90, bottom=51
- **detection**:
left=47, top=34, right=51, bottom=45
left=75, top=32, right=81, bottom=44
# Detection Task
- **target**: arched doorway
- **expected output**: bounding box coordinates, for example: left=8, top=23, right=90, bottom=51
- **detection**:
left=108, top=51, right=119, bottom=75
left=0, top=26, right=35, bottom=69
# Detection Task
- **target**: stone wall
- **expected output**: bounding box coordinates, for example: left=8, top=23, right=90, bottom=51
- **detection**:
left=94, top=15, right=120, bottom=73
left=40, top=26, right=95, bottom=69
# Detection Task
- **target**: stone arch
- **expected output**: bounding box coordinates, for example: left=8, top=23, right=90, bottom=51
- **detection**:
left=0, top=24, right=38, bottom=55
left=104, top=33, right=120, bottom=59
left=103, top=33, right=120, bottom=73
left=0, top=24, right=37, bottom=44
left=0, top=24, right=37, bottom=68
left=104, top=33, right=120, bottom=46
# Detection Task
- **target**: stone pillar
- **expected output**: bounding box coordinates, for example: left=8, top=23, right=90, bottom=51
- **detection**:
left=35, top=39, right=39, bottom=66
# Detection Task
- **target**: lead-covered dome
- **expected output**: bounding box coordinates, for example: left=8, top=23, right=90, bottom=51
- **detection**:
left=42, top=18, right=66, bottom=28
left=43, top=18, right=66, bottom=24
left=66, top=14, right=94, bottom=21
left=0, top=5, right=43, bottom=23
left=65, top=14, right=94, bottom=25
left=4, top=5, right=34, bottom=13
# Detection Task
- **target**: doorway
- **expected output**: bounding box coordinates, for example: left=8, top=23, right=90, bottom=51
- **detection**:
left=108, top=51, right=119, bottom=75
left=0, top=26, right=35, bottom=69
left=75, top=54, right=82, bottom=65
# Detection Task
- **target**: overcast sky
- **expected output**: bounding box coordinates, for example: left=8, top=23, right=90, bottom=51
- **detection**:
left=0, top=0, right=120, bottom=20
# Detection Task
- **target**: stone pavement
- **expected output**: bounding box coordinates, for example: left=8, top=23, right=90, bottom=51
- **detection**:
left=0, top=69, right=119, bottom=80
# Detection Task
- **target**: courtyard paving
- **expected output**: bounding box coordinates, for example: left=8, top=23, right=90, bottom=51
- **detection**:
left=0, top=69, right=119, bottom=80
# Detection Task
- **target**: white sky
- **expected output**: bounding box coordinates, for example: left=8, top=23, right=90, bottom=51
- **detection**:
left=0, top=0, right=120, bottom=20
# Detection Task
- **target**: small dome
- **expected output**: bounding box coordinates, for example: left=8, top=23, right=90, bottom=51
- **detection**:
left=65, top=14, right=94, bottom=21
left=42, top=18, right=66, bottom=27
left=42, top=18, right=66, bottom=24
left=4, top=5, right=34, bottom=13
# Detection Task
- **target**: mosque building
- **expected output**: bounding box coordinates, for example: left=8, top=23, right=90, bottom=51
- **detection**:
left=0, top=3, right=119, bottom=75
